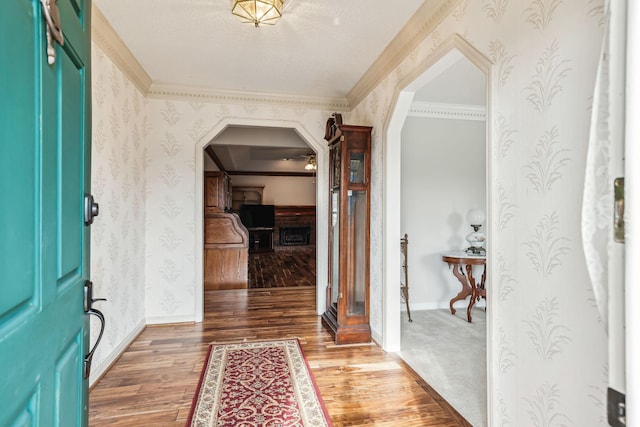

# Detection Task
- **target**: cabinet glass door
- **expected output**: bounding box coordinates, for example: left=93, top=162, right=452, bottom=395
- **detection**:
left=330, top=189, right=340, bottom=308
left=349, top=152, right=366, bottom=184
left=346, top=190, right=367, bottom=316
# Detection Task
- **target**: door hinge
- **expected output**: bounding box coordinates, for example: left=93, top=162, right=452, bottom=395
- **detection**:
left=608, top=387, right=626, bottom=427
left=614, top=178, right=624, bottom=243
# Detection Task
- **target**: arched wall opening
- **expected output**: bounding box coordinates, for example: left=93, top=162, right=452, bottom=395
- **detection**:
left=193, top=117, right=330, bottom=322
left=381, top=33, right=494, bottom=419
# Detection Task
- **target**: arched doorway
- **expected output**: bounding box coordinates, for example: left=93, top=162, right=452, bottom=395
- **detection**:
left=382, top=35, right=493, bottom=425
left=193, top=118, right=330, bottom=321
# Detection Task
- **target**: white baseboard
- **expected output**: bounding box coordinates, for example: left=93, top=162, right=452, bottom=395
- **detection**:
left=89, top=319, right=146, bottom=387
left=371, top=330, right=383, bottom=347
left=145, top=314, right=196, bottom=325
left=402, top=300, right=486, bottom=312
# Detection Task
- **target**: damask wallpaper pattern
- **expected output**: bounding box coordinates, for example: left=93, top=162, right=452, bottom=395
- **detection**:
left=348, top=0, right=607, bottom=425
left=144, top=101, right=329, bottom=321
left=90, top=42, right=148, bottom=381
left=90, top=0, right=609, bottom=424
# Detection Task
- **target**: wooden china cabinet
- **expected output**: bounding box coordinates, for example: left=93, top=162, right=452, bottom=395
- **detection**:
left=321, top=116, right=372, bottom=344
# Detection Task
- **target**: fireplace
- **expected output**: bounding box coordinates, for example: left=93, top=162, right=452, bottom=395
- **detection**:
left=279, top=226, right=311, bottom=246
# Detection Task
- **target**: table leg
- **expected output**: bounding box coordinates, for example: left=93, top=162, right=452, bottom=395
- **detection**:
left=448, top=264, right=472, bottom=316
left=466, top=264, right=478, bottom=323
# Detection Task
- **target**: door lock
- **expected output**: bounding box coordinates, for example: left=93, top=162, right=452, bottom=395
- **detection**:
left=84, top=194, right=99, bottom=226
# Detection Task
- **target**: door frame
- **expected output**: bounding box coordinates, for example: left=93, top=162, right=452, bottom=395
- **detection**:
left=193, top=118, right=329, bottom=321
left=625, top=0, right=639, bottom=422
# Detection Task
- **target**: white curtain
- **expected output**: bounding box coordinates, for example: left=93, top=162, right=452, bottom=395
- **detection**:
left=582, top=1, right=611, bottom=332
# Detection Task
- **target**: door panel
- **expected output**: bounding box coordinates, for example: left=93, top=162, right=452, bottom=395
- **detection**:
left=58, top=44, right=84, bottom=283
left=55, top=334, right=83, bottom=426
left=0, top=0, right=91, bottom=425
left=8, top=392, right=38, bottom=427
left=0, top=0, right=37, bottom=317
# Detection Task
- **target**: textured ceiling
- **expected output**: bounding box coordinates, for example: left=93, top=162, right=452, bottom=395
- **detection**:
left=208, top=126, right=312, bottom=172
left=93, top=0, right=425, bottom=98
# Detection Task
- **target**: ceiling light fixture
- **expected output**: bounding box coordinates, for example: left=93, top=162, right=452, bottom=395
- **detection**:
left=304, top=155, right=317, bottom=171
left=232, top=0, right=284, bottom=27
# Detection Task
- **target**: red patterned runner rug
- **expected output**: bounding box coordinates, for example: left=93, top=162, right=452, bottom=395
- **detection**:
left=187, top=339, right=332, bottom=427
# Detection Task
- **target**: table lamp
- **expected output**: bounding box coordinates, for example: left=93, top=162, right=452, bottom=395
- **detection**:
left=464, top=208, right=486, bottom=255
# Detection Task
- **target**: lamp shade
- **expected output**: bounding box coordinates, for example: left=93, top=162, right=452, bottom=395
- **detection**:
left=232, top=0, right=284, bottom=26
left=304, top=154, right=316, bottom=171
left=466, top=208, right=485, bottom=226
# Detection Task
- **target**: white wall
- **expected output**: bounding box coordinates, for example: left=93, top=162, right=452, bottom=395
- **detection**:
left=89, top=42, right=148, bottom=384
left=230, top=175, right=316, bottom=206
left=401, top=116, right=485, bottom=309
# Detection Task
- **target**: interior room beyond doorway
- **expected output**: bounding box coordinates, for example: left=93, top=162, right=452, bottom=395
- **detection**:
left=202, top=125, right=319, bottom=294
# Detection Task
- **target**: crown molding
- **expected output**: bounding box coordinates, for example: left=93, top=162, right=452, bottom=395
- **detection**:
left=408, top=101, right=486, bottom=121
left=147, top=83, right=350, bottom=111
left=227, top=171, right=315, bottom=177
left=346, top=0, right=461, bottom=108
left=91, top=4, right=152, bottom=95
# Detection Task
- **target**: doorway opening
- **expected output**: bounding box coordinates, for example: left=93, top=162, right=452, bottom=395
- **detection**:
left=194, top=119, right=329, bottom=322
left=202, top=126, right=318, bottom=292
left=383, top=35, right=492, bottom=426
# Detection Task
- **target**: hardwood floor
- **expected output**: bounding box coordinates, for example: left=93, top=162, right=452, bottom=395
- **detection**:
left=89, top=288, right=471, bottom=426
left=248, top=247, right=316, bottom=288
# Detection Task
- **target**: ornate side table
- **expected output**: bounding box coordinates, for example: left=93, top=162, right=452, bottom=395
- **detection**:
left=441, top=251, right=486, bottom=322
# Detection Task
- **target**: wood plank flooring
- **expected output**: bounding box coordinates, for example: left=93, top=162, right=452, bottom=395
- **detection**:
left=89, top=288, right=471, bottom=426
left=248, top=247, right=316, bottom=288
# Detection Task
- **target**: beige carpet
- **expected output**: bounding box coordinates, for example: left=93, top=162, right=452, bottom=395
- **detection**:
left=399, top=308, right=487, bottom=427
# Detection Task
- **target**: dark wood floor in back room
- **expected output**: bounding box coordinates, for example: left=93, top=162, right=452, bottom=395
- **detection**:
left=89, top=287, right=471, bottom=426
left=248, top=247, right=316, bottom=288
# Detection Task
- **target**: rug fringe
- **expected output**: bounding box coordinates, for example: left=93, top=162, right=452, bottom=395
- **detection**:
left=208, top=336, right=305, bottom=345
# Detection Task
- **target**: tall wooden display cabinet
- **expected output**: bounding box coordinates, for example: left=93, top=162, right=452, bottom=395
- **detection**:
left=321, top=116, right=372, bottom=344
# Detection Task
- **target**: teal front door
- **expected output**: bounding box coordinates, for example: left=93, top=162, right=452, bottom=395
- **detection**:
left=0, top=0, right=94, bottom=425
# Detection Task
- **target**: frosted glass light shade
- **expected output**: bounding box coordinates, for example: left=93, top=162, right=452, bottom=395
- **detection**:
left=232, top=0, right=284, bottom=26
left=465, top=208, right=486, bottom=255
left=304, top=155, right=317, bottom=170
left=466, top=208, right=485, bottom=226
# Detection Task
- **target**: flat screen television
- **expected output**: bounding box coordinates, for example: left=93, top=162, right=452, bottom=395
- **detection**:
left=238, top=204, right=275, bottom=229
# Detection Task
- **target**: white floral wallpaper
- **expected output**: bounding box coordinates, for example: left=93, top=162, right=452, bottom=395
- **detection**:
left=144, top=100, right=330, bottom=321
left=90, top=0, right=611, bottom=423
left=89, top=42, right=148, bottom=382
left=348, top=0, right=608, bottom=425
